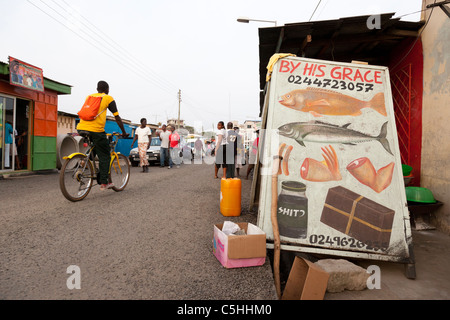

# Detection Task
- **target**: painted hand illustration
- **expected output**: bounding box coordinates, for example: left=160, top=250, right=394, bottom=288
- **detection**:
left=300, top=145, right=342, bottom=182
left=347, top=157, right=394, bottom=193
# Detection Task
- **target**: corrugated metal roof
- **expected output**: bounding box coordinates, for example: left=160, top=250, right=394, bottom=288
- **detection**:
left=258, top=12, right=425, bottom=92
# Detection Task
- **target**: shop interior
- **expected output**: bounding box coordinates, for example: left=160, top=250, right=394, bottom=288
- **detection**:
left=0, top=96, right=30, bottom=171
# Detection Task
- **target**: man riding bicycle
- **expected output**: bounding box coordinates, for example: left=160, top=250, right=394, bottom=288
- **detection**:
left=76, top=81, right=129, bottom=190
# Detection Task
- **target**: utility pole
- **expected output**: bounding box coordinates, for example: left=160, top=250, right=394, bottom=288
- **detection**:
left=177, top=89, right=181, bottom=129
left=229, top=92, right=231, bottom=121
left=153, top=114, right=161, bottom=124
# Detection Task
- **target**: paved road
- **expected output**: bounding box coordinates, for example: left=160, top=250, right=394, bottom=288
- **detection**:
left=3, top=160, right=450, bottom=301
left=0, top=161, right=277, bottom=300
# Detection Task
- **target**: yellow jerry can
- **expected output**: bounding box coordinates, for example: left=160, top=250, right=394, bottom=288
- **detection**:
left=220, top=178, right=242, bottom=216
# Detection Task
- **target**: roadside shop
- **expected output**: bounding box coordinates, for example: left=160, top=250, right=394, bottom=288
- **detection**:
left=0, top=57, right=71, bottom=173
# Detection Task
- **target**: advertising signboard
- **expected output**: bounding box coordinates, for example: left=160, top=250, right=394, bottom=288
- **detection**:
left=9, top=57, right=44, bottom=92
left=257, top=56, right=414, bottom=272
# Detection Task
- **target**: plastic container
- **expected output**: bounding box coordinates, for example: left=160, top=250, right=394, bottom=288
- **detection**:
left=277, top=181, right=308, bottom=239
left=402, top=164, right=413, bottom=176
left=220, top=178, right=241, bottom=216
left=405, top=186, right=436, bottom=203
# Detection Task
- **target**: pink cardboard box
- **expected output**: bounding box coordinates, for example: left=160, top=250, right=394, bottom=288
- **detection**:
left=213, top=222, right=266, bottom=268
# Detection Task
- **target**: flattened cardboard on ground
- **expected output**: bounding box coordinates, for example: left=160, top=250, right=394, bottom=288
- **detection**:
left=282, top=256, right=330, bottom=300
left=213, top=222, right=267, bottom=268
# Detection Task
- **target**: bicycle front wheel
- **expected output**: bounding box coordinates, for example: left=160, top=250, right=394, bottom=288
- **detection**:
left=110, top=153, right=130, bottom=192
left=60, top=154, right=94, bottom=202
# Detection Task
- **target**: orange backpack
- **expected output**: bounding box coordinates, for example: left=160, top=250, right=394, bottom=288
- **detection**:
left=77, top=94, right=105, bottom=121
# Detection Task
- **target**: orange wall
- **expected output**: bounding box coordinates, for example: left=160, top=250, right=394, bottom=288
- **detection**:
left=0, top=80, right=58, bottom=137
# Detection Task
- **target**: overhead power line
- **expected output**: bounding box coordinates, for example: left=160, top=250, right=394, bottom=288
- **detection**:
left=27, top=0, right=179, bottom=97
left=56, top=0, right=181, bottom=94
left=309, top=0, right=322, bottom=21
left=26, top=0, right=248, bottom=124
left=391, top=0, right=437, bottom=71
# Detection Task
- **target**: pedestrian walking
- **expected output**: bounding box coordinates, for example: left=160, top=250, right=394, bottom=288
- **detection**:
left=234, top=127, right=244, bottom=177
left=194, top=137, right=203, bottom=164
left=246, top=130, right=259, bottom=180
left=158, top=124, right=172, bottom=168
left=226, top=122, right=238, bottom=179
left=183, top=143, right=192, bottom=164
left=131, top=118, right=152, bottom=172
left=214, top=121, right=227, bottom=179
left=169, top=126, right=181, bottom=168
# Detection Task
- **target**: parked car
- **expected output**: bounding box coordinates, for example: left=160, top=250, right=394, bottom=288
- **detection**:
left=129, top=137, right=161, bottom=167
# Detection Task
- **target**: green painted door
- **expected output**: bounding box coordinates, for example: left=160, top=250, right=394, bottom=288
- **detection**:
left=32, top=136, right=56, bottom=170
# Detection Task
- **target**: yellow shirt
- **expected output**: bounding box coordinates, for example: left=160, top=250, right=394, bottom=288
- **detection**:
left=76, top=93, right=118, bottom=132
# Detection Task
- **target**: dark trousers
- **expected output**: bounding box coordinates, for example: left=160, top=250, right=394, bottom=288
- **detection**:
left=82, top=131, right=111, bottom=184
left=226, top=163, right=235, bottom=178
left=215, top=145, right=226, bottom=168
left=160, top=147, right=172, bottom=167
left=226, top=146, right=236, bottom=178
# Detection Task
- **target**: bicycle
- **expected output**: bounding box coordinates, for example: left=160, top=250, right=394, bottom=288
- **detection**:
left=59, top=131, right=130, bottom=202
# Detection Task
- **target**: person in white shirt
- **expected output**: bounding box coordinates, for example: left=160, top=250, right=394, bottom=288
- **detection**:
left=158, top=124, right=173, bottom=168
left=131, top=118, right=152, bottom=172
left=214, top=121, right=227, bottom=179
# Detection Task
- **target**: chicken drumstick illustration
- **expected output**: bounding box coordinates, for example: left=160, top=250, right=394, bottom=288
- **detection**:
left=347, top=157, right=394, bottom=193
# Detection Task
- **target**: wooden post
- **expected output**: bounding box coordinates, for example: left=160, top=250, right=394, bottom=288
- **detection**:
left=271, top=153, right=282, bottom=299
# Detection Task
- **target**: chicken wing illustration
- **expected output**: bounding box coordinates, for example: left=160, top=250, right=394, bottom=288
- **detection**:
left=300, top=145, right=342, bottom=182
left=347, top=157, right=394, bottom=193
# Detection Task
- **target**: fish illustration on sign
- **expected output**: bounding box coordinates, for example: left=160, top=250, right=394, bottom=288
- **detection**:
left=278, top=88, right=387, bottom=117
left=278, top=121, right=393, bottom=155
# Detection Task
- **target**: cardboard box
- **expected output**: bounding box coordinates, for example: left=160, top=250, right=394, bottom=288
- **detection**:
left=213, top=222, right=266, bottom=268
left=282, top=257, right=329, bottom=300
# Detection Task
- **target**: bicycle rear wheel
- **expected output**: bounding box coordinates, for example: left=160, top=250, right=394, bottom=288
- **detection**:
left=110, top=153, right=130, bottom=192
left=60, top=154, right=94, bottom=201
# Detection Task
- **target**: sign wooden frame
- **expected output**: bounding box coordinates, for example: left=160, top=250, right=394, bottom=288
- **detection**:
left=255, top=56, right=415, bottom=278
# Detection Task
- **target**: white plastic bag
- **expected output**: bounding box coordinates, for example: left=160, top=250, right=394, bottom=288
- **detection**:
left=222, top=221, right=241, bottom=235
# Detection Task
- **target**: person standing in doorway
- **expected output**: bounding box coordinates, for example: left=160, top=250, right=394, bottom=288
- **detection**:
left=214, top=121, right=227, bottom=179
left=4, top=121, right=13, bottom=169
left=158, top=124, right=172, bottom=168
left=131, top=118, right=152, bottom=173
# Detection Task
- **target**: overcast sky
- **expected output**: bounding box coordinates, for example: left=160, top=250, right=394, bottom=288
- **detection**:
left=1, top=0, right=423, bottom=131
